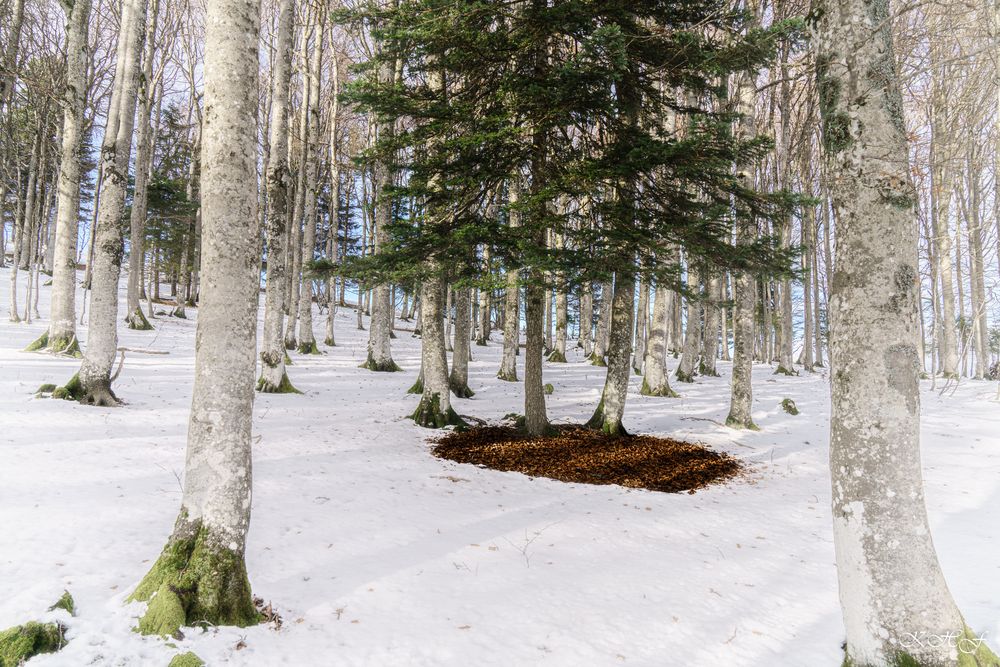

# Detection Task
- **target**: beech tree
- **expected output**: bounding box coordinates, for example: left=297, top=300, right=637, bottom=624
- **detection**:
left=132, top=0, right=262, bottom=633
left=814, top=0, right=1000, bottom=662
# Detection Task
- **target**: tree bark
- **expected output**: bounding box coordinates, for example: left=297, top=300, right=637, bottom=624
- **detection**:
left=587, top=270, right=635, bottom=435
left=814, top=0, right=998, bottom=662
left=125, top=0, right=161, bottom=331
left=40, top=0, right=91, bottom=355
left=132, top=0, right=262, bottom=633
left=257, top=0, right=296, bottom=393
left=449, top=287, right=474, bottom=397
left=641, top=282, right=678, bottom=398
left=72, top=0, right=148, bottom=405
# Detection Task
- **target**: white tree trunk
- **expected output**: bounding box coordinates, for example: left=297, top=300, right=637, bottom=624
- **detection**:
left=125, top=0, right=161, bottom=331
left=73, top=0, right=148, bottom=405
left=132, top=0, right=262, bottom=632
left=257, top=0, right=296, bottom=393
left=814, top=0, right=998, bottom=662
left=641, top=282, right=677, bottom=398
left=41, top=0, right=91, bottom=355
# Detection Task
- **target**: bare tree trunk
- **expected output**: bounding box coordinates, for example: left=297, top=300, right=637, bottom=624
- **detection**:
left=132, top=0, right=262, bottom=633
left=66, top=0, right=148, bottom=405
left=449, top=287, right=474, bottom=397
left=631, top=279, right=647, bottom=374
left=476, top=247, right=491, bottom=345
left=590, top=281, right=612, bottom=365
left=814, top=0, right=998, bottom=662
left=699, top=275, right=720, bottom=376
left=676, top=265, right=701, bottom=382
left=641, top=281, right=678, bottom=397
left=324, top=52, right=340, bottom=347
left=412, top=276, right=461, bottom=426
left=578, top=280, right=593, bottom=357
left=34, top=0, right=91, bottom=356
left=587, top=269, right=635, bottom=435
left=257, top=0, right=297, bottom=393
left=125, top=0, right=161, bottom=330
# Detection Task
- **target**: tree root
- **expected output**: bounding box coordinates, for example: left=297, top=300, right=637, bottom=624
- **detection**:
left=411, top=392, right=466, bottom=428
left=131, top=518, right=259, bottom=637
left=126, top=307, right=155, bottom=331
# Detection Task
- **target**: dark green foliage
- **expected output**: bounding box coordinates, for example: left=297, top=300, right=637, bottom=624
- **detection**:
left=337, top=0, right=803, bottom=293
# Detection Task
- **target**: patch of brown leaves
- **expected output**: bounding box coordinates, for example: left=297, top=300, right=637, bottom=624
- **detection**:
left=431, top=425, right=744, bottom=494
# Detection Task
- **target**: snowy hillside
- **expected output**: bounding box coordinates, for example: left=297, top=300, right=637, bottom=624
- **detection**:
left=2, top=270, right=998, bottom=666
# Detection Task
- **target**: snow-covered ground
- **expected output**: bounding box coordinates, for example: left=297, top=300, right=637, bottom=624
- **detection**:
left=1, top=267, right=998, bottom=666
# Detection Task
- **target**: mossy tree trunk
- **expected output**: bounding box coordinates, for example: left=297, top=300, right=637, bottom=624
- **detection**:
left=134, top=0, right=262, bottom=633
left=814, top=0, right=999, bottom=662
left=258, top=0, right=296, bottom=394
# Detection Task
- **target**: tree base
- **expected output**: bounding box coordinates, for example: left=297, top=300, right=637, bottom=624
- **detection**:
left=675, top=370, right=696, bottom=383
left=496, top=368, right=518, bottom=382
left=360, top=355, right=401, bottom=372
left=171, top=306, right=187, bottom=319
left=126, top=307, right=155, bottom=331
left=256, top=371, right=302, bottom=394
left=0, top=621, right=67, bottom=665
left=475, top=339, right=488, bottom=347
left=725, top=415, right=759, bottom=431
left=774, top=365, right=798, bottom=377
left=284, top=337, right=297, bottom=351
left=450, top=380, right=475, bottom=398
left=407, top=377, right=424, bottom=394
left=410, top=393, right=466, bottom=428
left=585, top=401, right=629, bottom=436
left=640, top=378, right=679, bottom=398
left=323, top=337, right=336, bottom=347
left=547, top=350, right=568, bottom=363
left=130, top=519, right=259, bottom=637
left=283, top=351, right=293, bottom=366
left=589, top=353, right=607, bottom=367
left=698, top=364, right=720, bottom=377
left=297, top=341, right=321, bottom=355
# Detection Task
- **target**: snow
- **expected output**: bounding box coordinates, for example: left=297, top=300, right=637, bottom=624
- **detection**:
left=1, top=268, right=998, bottom=666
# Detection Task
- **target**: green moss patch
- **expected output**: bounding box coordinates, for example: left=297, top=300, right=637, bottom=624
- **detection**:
left=52, top=374, right=84, bottom=401
left=126, top=307, right=155, bottom=331
left=131, top=521, right=260, bottom=635
left=0, top=621, right=67, bottom=666
left=256, top=372, right=302, bottom=394
left=168, top=652, right=205, bottom=667
left=781, top=398, right=799, bottom=415
left=23, top=331, right=49, bottom=353
left=48, top=591, right=75, bottom=616
left=410, top=392, right=466, bottom=429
